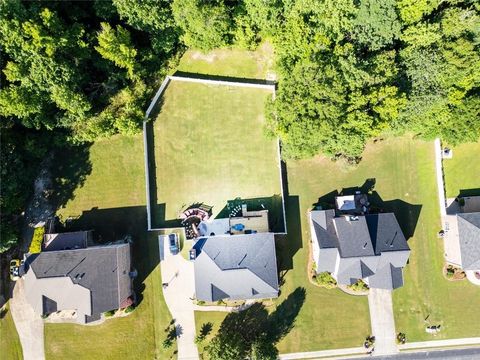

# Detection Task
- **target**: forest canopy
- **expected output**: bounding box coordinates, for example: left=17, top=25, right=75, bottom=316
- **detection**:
left=1, top=0, right=479, bottom=252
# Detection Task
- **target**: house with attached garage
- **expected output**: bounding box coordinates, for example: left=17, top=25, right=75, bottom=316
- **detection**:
left=192, top=233, right=279, bottom=302
left=443, top=196, right=480, bottom=283
left=22, top=231, right=135, bottom=323
left=309, top=194, right=410, bottom=290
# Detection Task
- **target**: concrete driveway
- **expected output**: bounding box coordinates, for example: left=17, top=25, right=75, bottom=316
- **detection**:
left=10, top=279, right=45, bottom=360
left=368, top=288, right=398, bottom=356
left=159, top=235, right=199, bottom=360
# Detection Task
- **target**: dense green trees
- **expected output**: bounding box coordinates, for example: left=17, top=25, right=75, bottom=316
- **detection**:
left=264, top=0, right=479, bottom=160
left=0, top=0, right=177, bottom=252
left=1, top=0, right=479, bottom=252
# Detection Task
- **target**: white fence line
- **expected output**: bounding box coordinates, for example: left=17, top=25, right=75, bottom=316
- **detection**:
left=434, top=138, right=447, bottom=217
left=143, top=75, right=283, bottom=232
left=142, top=121, right=152, bottom=230
left=168, top=75, right=276, bottom=91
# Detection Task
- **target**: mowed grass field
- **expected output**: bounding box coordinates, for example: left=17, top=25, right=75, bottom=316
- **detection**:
left=443, top=142, right=480, bottom=198
left=45, top=135, right=176, bottom=359
left=0, top=303, right=23, bottom=360
left=390, top=139, right=480, bottom=341
left=177, top=42, right=274, bottom=79
left=153, top=81, right=282, bottom=225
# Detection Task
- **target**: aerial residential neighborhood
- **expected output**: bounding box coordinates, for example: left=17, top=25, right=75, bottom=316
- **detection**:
left=1, top=1, right=479, bottom=360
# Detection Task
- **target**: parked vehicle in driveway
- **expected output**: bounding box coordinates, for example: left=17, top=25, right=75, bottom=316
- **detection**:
left=10, top=259, right=21, bottom=281
left=169, top=233, right=179, bottom=255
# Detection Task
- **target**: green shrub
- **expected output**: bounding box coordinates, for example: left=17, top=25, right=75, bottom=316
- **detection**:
left=347, top=279, right=369, bottom=292
left=314, top=272, right=337, bottom=289
left=124, top=305, right=135, bottom=313
left=29, top=227, right=45, bottom=254
left=104, top=309, right=116, bottom=317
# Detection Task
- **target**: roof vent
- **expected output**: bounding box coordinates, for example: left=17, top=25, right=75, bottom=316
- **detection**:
left=387, top=231, right=398, bottom=247
left=238, top=254, right=247, bottom=266
left=363, top=242, right=368, bottom=249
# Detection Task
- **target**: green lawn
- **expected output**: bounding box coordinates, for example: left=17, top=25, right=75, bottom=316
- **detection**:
left=177, top=42, right=274, bottom=79
left=443, top=142, right=480, bottom=198
left=391, top=139, right=480, bottom=341
left=195, top=136, right=480, bottom=355
left=46, top=134, right=176, bottom=359
left=152, top=81, right=283, bottom=229
left=0, top=303, right=23, bottom=360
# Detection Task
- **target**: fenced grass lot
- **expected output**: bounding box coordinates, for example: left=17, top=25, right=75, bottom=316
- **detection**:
left=443, top=142, right=480, bottom=198
left=151, top=80, right=284, bottom=230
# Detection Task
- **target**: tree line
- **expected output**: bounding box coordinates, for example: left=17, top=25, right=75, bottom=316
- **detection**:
left=1, top=0, right=479, bottom=252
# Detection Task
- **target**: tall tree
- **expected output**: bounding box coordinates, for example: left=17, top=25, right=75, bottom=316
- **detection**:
left=172, top=0, right=233, bottom=51
left=95, top=22, right=138, bottom=79
left=399, top=2, right=480, bottom=143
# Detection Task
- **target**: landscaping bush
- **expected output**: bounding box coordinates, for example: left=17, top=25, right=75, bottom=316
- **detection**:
left=314, top=272, right=337, bottom=289
left=446, top=266, right=455, bottom=279
left=124, top=305, right=135, bottom=314
left=347, top=279, right=369, bottom=292
left=104, top=310, right=116, bottom=317
left=29, top=226, right=45, bottom=254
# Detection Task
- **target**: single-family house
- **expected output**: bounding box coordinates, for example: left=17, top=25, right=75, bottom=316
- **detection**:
left=192, top=233, right=279, bottom=302
left=444, top=196, right=480, bottom=272
left=23, top=234, right=133, bottom=323
left=310, top=195, right=410, bottom=290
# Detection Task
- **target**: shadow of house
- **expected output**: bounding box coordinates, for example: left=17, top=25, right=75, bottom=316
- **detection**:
left=312, top=179, right=422, bottom=241
left=61, top=205, right=157, bottom=306
left=215, top=195, right=285, bottom=233
left=367, top=192, right=422, bottom=241
left=458, top=188, right=480, bottom=198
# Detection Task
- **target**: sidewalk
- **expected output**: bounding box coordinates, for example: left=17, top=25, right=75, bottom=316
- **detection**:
left=399, top=337, right=480, bottom=351
left=279, top=337, right=480, bottom=359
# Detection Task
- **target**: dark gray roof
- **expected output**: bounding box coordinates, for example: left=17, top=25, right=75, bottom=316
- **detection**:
left=193, top=233, right=279, bottom=301
left=311, top=210, right=338, bottom=248
left=366, top=214, right=409, bottom=254
left=310, top=210, right=410, bottom=290
left=334, top=217, right=375, bottom=257
left=26, top=243, right=132, bottom=315
left=458, top=213, right=480, bottom=270
left=43, top=231, right=90, bottom=252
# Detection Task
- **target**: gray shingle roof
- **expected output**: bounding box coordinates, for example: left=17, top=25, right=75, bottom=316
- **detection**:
left=310, top=210, right=410, bottom=290
left=193, top=233, right=279, bottom=301
left=334, top=217, right=375, bottom=257
left=43, top=231, right=90, bottom=251
left=25, top=243, right=132, bottom=317
left=457, top=213, right=480, bottom=270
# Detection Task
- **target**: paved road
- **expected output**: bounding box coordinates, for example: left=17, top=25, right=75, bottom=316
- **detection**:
left=368, top=288, right=398, bottom=356
left=159, top=236, right=199, bottom=360
left=10, top=279, right=45, bottom=360
left=352, top=347, right=480, bottom=359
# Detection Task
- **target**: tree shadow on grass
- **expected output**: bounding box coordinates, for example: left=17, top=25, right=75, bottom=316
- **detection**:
left=204, top=287, right=306, bottom=359
left=51, top=144, right=92, bottom=211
